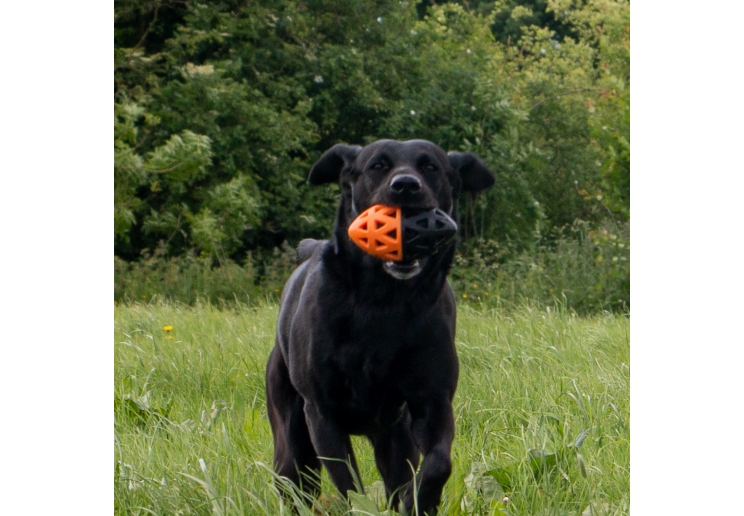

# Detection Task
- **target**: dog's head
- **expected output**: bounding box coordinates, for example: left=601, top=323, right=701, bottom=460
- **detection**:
left=309, top=139, right=494, bottom=280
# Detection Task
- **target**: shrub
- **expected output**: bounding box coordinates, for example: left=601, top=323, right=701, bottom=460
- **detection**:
left=450, top=219, right=629, bottom=313
left=116, top=220, right=628, bottom=314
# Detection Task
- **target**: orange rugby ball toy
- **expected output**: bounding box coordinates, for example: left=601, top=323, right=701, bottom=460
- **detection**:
left=348, top=204, right=458, bottom=262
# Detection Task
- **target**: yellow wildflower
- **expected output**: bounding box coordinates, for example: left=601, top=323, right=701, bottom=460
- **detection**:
left=163, top=325, right=173, bottom=332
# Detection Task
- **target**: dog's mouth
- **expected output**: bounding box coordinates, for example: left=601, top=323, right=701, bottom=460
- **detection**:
left=383, top=259, right=423, bottom=280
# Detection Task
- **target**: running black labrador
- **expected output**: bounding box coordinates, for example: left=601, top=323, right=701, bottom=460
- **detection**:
left=265, top=139, right=494, bottom=514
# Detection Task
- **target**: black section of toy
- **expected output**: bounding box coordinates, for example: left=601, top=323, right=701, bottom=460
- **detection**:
left=401, top=208, right=458, bottom=260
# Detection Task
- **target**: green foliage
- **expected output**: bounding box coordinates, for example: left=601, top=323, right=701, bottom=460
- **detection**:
left=114, top=102, right=213, bottom=241
left=115, top=222, right=628, bottom=313
left=114, top=0, right=630, bottom=309
left=451, top=219, right=629, bottom=313
left=114, top=243, right=299, bottom=306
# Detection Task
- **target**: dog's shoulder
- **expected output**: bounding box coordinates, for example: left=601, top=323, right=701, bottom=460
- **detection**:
left=297, top=238, right=326, bottom=263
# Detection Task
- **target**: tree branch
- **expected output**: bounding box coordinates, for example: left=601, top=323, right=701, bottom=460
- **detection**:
left=530, top=88, right=598, bottom=111
left=133, top=1, right=162, bottom=50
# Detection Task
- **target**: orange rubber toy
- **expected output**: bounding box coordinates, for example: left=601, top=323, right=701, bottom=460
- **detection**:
left=347, top=205, right=403, bottom=261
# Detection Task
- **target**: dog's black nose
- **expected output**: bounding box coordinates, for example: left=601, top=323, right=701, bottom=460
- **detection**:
left=390, top=174, right=422, bottom=195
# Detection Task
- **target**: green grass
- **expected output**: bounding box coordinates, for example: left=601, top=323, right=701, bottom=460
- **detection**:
left=114, top=301, right=629, bottom=515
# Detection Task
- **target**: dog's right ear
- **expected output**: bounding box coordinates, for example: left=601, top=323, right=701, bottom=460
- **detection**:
left=308, top=144, right=362, bottom=185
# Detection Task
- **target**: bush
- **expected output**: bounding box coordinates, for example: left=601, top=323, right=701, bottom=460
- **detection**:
left=116, top=220, right=628, bottom=314
left=114, top=0, right=630, bottom=312
left=450, top=219, right=629, bottom=313
left=114, top=0, right=630, bottom=262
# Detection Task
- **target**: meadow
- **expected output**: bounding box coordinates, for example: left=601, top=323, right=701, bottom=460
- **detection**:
left=114, top=301, right=629, bottom=515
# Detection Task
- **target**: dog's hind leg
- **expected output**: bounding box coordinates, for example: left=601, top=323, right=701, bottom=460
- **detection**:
left=369, top=409, right=420, bottom=511
left=265, top=346, right=321, bottom=500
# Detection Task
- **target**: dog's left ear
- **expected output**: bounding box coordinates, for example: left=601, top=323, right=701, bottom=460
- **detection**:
left=447, top=151, right=495, bottom=193
left=308, top=144, right=363, bottom=185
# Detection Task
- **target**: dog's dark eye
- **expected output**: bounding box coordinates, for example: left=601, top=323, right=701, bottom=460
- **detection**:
left=371, top=162, right=387, bottom=171
left=423, top=164, right=437, bottom=173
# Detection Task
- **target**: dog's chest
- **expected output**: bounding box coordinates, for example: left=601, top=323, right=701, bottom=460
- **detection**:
left=320, top=316, right=415, bottom=430
left=327, top=347, right=405, bottom=431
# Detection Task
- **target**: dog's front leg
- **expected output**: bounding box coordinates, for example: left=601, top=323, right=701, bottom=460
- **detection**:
left=405, top=396, right=455, bottom=515
left=303, top=402, right=363, bottom=498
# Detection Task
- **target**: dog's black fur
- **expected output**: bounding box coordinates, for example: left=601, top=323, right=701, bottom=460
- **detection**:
left=266, top=139, right=494, bottom=514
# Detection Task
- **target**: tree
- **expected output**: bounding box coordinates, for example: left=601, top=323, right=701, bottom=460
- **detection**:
left=114, top=0, right=630, bottom=262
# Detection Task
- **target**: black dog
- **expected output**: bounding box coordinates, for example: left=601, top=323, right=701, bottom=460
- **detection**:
left=266, top=139, right=494, bottom=514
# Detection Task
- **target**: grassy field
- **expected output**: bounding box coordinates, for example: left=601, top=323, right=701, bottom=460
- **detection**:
left=114, top=301, right=629, bottom=515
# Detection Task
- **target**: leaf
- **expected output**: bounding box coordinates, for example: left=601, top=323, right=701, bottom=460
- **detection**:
left=572, top=428, right=590, bottom=448
left=365, top=480, right=388, bottom=508
left=133, top=391, right=151, bottom=412
left=484, top=467, right=515, bottom=490
left=464, top=462, right=506, bottom=502
left=145, top=131, right=212, bottom=183
left=348, top=490, right=382, bottom=515
left=528, top=449, right=558, bottom=475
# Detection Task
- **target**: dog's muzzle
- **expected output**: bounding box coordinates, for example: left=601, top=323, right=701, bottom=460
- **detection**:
left=383, top=259, right=423, bottom=280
